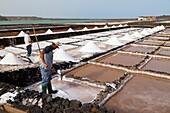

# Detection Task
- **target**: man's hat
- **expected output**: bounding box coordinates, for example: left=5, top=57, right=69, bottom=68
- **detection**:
left=52, top=40, right=61, bottom=46
left=26, top=31, right=30, bottom=34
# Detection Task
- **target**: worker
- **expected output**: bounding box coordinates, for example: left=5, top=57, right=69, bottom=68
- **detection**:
left=39, top=40, right=60, bottom=94
left=24, top=31, right=32, bottom=57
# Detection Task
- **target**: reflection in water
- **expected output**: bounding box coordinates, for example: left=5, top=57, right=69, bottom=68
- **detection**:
left=142, top=58, right=170, bottom=74
left=104, top=75, right=170, bottom=113
left=123, top=46, right=155, bottom=53
left=98, top=53, right=144, bottom=66
left=67, top=64, right=125, bottom=82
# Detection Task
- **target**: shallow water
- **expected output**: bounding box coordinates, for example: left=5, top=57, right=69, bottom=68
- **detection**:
left=97, top=53, right=144, bottom=67
left=158, top=49, right=170, bottom=56
left=104, top=75, right=170, bottom=113
left=123, top=46, right=155, bottom=53
left=165, top=42, right=170, bottom=47
left=67, top=64, right=125, bottom=82
left=138, top=40, right=164, bottom=46
left=142, top=58, right=170, bottom=73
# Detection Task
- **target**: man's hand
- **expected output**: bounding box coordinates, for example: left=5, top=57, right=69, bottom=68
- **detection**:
left=44, top=63, right=48, bottom=69
left=51, top=67, right=57, bottom=74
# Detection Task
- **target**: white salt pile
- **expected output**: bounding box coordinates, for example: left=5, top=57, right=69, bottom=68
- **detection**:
left=44, top=29, right=54, bottom=34
left=79, top=41, right=102, bottom=53
left=118, top=24, right=123, bottom=27
left=105, top=36, right=123, bottom=46
left=82, top=27, right=88, bottom=31
left=140, top=29, right=150, bottom=36
left=93, top=26, right=99, bottom=30
left=152, top=27, right=159, bottom=32
left=111, top=25, right=116, bottom=28
left=155, top=25, right=165, bottom=31
left=67, top=28, right=74, bottom=32
left=160, top=25, right=165, bottom=30
left=53, top=48, right=78, bottom=62
left=0, top=53, right=28, bottom=65
left=147, top=28, right=154, bottom=34
left=17, top=31, right=26, bottom=37
left=103, top=25, right=109, bottom=28
left=119, top=33, right=134, bottom=41
left=131, top=31, right=143, bottom=39
left=124, top=24, right=128, bottom=26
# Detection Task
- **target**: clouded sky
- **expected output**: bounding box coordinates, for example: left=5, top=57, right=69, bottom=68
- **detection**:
left=0, top=0, right=169, bottom=18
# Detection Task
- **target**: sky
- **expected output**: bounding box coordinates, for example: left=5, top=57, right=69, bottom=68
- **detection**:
left=0, top=0, right=170, bottom=19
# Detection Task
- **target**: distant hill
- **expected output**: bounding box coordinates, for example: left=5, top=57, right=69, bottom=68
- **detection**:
left=0, top=15, right=8, bottom=20
left=157, top=15, right=170, bottom=20
left=4, top=16, right=45, bottom=20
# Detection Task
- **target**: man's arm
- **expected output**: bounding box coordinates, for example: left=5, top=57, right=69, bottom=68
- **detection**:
left=40, top=50, right=48, bottom=69
left=28, top=36, right=33, bottom=44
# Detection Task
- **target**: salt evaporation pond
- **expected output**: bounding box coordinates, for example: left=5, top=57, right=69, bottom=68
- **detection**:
left=158, top=49, right=170, bottom=56
left=66, top=64, right=125, bottom=82
left=122, top=45, right=156, bottom=53
left=165, top=42, right=170, bottom=47
left=29, top=77, right=102, bottom=103
left=97, top=52, right=145, bottom=67
left=142, top=58, right=170, bottom=74
left=138, top=40, right=164, bottom=46
left=104, top=75, right=170, bottom=113
left=147, top=36, right=169, bottom=41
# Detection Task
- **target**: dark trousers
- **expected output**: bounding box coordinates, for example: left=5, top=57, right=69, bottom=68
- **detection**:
left=26, top=45, right=32, bottom=55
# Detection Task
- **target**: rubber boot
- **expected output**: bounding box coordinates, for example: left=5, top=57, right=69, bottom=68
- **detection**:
left=48, top=82, right=58, bottom=94
left=47, top=82, right=53, bottom=94
left=42, top=86, right=47, bottom=94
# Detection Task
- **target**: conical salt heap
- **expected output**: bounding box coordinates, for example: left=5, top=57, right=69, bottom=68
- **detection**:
left=111, top=25, right=116, bottom=28
left=103, top=25, right=109, bottom=28
left=131, top=31, right=143, bottom=39
left=140, top=29, right=150, bottom=36
left=119, top=33, right=134, bottom=41
left=44, top=29, right=54, bottom=34
left=105, top=37, right=123, bottom=46
left=17, top=31, right=26, bottom=37
left=67, top=28, right=74, bottom=32
left=0, top=53, right=28, bottom=65
left=160, top=25, right=165, bottom=30
left=93, top=26, right=99, bottom=30
left=53, top=48, right=78, bottom=62
left=124, top=24, right=128, bottom=26
left=79, top=41, right=102, bottom=53
left=118, top=24, right=123, bottom=27
left=82, top=27, right=88, bottom=31
left=147, top=28, right=154, bottom=34
left=152, top=27, right=159, bottom=32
